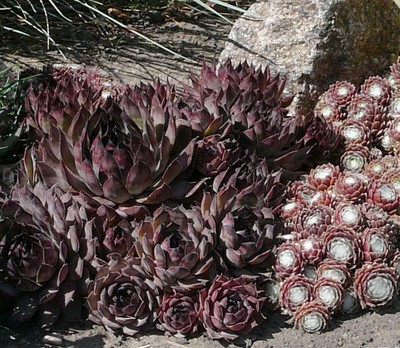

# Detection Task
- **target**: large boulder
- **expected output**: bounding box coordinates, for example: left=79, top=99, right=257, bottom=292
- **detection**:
left=220, top=0, right=400, bottom=114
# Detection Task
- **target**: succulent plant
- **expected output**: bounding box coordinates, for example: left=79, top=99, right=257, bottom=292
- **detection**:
left=313, top=278, right=344, bottom=312
left=195, top=135, right=239, bottom=177
left=306, top=163, right=340, bottom=192
left=314, top=97, right=343, bottom=124
left=340, top=144, right=369, bottom=172
left=23, top=77, right=203, bottom=210
left=294, top=300, right=331, bottom=333
left=181, top=60, right=339, bottom=180
left=364, top=159, right=386, bottom=180
left=388, top=94, right=400, bottom=119
left=198, top=274, right=266, bottom=341
left=316, top=259, right=351, bottom=287
left=325, top=81, right=356, bottom=108
left=361, top=227, right=393, bottom=263
left=87, top=254, right=158, bottom=335
left=333, top=202, right=364, bottom=232
left=156, top=288, right=201, bottom=338
left=354, top=262, right=397, bottom=309
left=261, top=277, right=281, bottom=311
left=340, top=119, right=370, bottom=146
left=25, top=66, right=117, bottom=139
left=361, top=202, right=391, bottom=229
left=367, top=180, right=399, bottom=215
left=333, top=172, right=368, bottom=203
left=299, top=236, right=324, bottom=265
left=0, top=181, right=97, bottom=327
left=360, top=76, right=391, bottom=107
left=132, top=205, right=219, bottom=291
left=274, top=242, right=303, bottom=279
left=322, top=226, right=360, bottom=269
left=292, top=205, right=332, bottom=238
left=94, top=205, right=134, bottom=259
left=279, top=274, right=314, bottom=314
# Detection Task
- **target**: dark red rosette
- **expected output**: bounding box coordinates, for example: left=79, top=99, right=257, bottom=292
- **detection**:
left=293, top=206, right=332, bottom=238
left=198, top=274, right=266, bottom=341
left=325, top=81, right=356, bottom=108
left=156, top=288, right=200, bottom=338
left=87, top=255, right=158, bottom=336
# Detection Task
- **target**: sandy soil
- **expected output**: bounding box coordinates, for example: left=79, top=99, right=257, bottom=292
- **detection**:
left=1, top=3, right=400, bottom=347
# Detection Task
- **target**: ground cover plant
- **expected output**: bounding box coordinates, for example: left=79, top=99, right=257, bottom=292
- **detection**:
left=1, top=54, right=400, bottom=346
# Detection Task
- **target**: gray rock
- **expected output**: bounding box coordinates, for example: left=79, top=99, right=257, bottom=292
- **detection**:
left=220, top=0, right=400, bottom=114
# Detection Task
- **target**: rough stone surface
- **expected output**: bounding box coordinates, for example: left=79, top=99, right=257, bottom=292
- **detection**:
left=220, top=0, right=400, bottom=114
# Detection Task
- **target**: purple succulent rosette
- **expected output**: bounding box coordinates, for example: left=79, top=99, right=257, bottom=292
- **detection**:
left=0, top=181, right=97, bottom=327
left=87, top=254, right=158, bottom=336
left=199, top=274, right=266, bottom=341
left=132, top=205, right=220, bottom=291
left=23, top=70, right=203, bottom=210
left=156, top=288, right=201, bottom=338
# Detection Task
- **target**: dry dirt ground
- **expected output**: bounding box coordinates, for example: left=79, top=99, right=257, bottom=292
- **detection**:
left=2, top=3, right=400, bottom=348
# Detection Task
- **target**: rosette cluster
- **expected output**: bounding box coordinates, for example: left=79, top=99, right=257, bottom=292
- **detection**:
left=0, top=61, right=338, bottom=342
left=278, top=156, right=400, bottom=332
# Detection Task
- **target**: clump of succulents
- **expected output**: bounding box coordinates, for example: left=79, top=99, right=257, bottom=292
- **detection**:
left=4, top=55, right=400, bottom=344
left=277, top=58, right=400, bottom=333
left=0, top=181, right=98, bottom=327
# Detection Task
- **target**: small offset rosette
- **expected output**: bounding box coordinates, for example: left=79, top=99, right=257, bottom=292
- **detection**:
left=340, top=144, right=369, bottom=173
left=361, top=227, right=393, bottom=263
left=364, top=160, right=387, bottom=180
left=307, top=163, right=340, bottom=192
left=361, top=202, right=390, bottom=229
left=367, top=180, right=399, bottom=215
left=333, top=172, right=368, bottom=203
left=324, top=81, right=356, bottom=108
left=322, top=225, right=361, bottom=269
left=360, top=76, right=392, bottom=107
left=316, top=259, right=351, bottom=287
left=274, top=242, right=303, bottom=279
left=293, top=205, right=333, bottom=238
left=299, top=236, right=324, bottom=265
left=279, top=275, right=314, bottom=315
left=340, top=119, right=370, bottom=147
left=294, top=300, right=331, bottom=333
left=354, top=262, right=398, bottom=309
left=334, top=202, right=365, bottom=233
left=313, top=278, right=345, bottom=312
